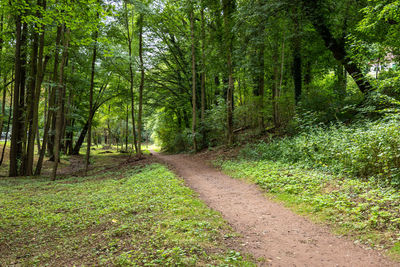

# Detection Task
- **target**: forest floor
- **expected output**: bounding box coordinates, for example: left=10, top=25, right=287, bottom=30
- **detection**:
left=153, top=150, right=398, bottom=266
left=0, top=148, right=255, bottom=266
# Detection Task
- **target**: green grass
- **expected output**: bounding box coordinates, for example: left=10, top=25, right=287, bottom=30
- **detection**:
left=216, top=159, right=400, bottom=256
left=0, top=163, right=255, bottom=266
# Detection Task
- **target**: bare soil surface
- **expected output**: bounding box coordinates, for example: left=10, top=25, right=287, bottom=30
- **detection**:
left=153, top=151, right=398, bottom=267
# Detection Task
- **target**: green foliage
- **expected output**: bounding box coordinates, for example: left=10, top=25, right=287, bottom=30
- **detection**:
left=0, top=163, right=254, bottom=266
left=203, top=97, right=227, bottom=147
left=218, top=160, right=400, bottom=249
left=240, top=118, right=400, bottom=186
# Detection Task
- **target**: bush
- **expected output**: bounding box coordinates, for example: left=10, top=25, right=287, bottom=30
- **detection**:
left=240, top=118, right=400, bottom=186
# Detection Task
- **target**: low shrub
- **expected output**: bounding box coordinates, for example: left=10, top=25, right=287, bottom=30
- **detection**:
left=240, top=118, right=400, bottom=186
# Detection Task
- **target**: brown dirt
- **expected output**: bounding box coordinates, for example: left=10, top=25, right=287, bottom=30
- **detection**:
left=153, top=151, right=398, bottom=267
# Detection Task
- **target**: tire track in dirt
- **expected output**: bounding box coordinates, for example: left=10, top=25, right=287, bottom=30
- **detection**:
left=153, top=151, right=397, bottom=267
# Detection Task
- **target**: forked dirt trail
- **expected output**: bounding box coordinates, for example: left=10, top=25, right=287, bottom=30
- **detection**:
left=153, top=152, right=397, bottom=267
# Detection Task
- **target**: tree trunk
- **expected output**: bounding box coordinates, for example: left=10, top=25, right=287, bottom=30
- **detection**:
left=51, top=26, right=70, bottom=181
left=26, top=0, right=46, bottom=175
left=257, top=43, right=265, bottom=132
left=190, top=10, right=197, bottom=152
left=125, top=105, right=128, bottom=151
left=0, top=12, right=3, bottom=136
left=47, top=26, right=62, bottom=160
left=9, top=18, right=25, bottom=177
left=35, top=26, right=62, bottom=175
left=292, top=11, right=302, bottom=104
left=124, top=1, right=138, bottom=153
left=200, top=7, right=206, bottom=147
left=222, top=0, right=235, bottom=146
left=85, top=29, right=97, bottom=175
left=137, top=13, right=144, bottom=157
left=0, top=76, right=6, bottom=137
left=0, top=84, right=11, bottom=166
left=301, top=0, right=372, bottom=94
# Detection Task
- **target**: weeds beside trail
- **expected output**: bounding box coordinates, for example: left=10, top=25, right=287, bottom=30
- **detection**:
left=217, top=119, right=400, bottom=259
left=0, top=161, right=254, bottom=266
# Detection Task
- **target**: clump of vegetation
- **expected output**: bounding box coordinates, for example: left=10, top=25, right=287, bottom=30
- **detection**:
left=217, top=160, right=400, bottom=250
left=0, top=163, right=254, bottom=266
left=240, top=117, right=400, bottom=186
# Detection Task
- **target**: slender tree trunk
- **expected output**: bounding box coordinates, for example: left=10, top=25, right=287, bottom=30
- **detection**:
left=9, top=18, right=25, bottom=177
left=85, top=29, right=97, bottom=175
left=257, top=43, right=265, bottom=132
left=125, top=105, right=128, bottom=151
left=292, top=11, right=302, bottom=104
left=124, top=1, right=138, bottom=153
left=137, top=13, right=144, bottom=157
left=222, top=0, right=235, bottom=146
left=25, top=6, right=43, bottom=175
left=0, top=12, right=3, bottom=136
left=190, top=10, right=197, bottom=152
left=200, top=7, right=206, bottom=121
left=51, top=26, right=70, bottom=181
left=35, top=26, right=62, bottom=175
left=0, top=85, right=11, bottom=166
left=36, top=127, right=41, bottom=152
left=200, top=7, right=206, bottom=147
left=0, top=76, right=6, bottom=136
left=47, top=26, right=62, bottom=160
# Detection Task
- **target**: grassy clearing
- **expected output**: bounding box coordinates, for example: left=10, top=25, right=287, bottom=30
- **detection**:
left=0, top=162, right=254, bottom=266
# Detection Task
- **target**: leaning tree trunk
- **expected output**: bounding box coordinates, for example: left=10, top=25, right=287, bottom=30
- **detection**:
left=301, top=0, right=371, bottom=94
left=85, top=29, right=97, bottom=175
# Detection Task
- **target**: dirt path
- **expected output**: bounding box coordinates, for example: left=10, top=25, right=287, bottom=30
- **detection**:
left=153, top=152, right=397, bottom=267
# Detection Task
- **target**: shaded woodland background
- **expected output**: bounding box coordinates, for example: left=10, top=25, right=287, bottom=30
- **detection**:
left=0, top=0, right=399, bottom=181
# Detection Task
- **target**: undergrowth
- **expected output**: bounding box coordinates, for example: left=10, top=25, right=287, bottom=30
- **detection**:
left=217, top=160, right=400, bottom=253
left=0, top=163, right=254, bottom=266
left=216, top=117, right=400, bottom=255
left=240, top=117, right=400, bottom=187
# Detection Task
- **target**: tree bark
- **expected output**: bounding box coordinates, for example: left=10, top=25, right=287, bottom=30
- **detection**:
left=292, top=11, right=302, bottom=104
left=124, top=1, right=138, bottom=153
left=125, top=105, right=128, bottom=151
left=222, top=0, right=235, bottom=146
left=47, top=26, right=62, bottom=160
left=200, top=6, right=206, bottom=147
left=190, top=10, right=197, bottom=152
left=26, top=0, right=45, bottom=175
left=301, top=0, right=372, bottom=94
left=85, top=29, right=97, bottom=175
left=0, top=83, right=11, bottom=166
left=51, top=26, right=70, bottom=181
left=9, top=18, right=26, bottom=177
left=35, top=26, right=62, bottom=175
left=137, top=13, right=144, bottom=157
